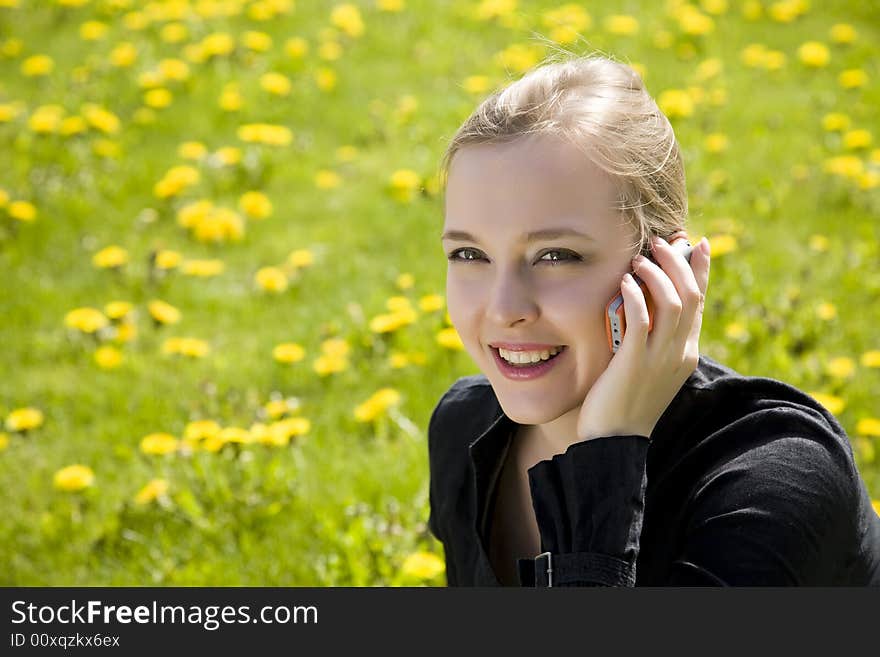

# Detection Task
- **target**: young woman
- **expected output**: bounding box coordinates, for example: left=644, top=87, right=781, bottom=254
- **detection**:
left=427, top=55, right=880, bottom=586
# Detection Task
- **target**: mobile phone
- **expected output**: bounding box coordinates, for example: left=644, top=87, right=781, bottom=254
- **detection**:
left=605, top=239, right=694, bottom=354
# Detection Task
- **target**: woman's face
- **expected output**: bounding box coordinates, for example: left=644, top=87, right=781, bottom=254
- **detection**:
left=442, top=133, right=639, bottom=426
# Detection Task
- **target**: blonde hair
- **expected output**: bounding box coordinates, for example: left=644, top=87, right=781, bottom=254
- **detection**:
left=439, top=53, right=688, bottom=258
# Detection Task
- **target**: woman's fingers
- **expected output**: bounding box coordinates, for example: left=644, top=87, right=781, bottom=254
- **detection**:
left=630, top=238, right=685, bottom=345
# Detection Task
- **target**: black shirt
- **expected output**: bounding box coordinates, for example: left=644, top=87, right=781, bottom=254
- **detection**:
left=426, top=354, right=880, bottom=586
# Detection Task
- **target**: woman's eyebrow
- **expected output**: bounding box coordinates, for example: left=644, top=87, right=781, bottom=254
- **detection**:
left=440, top=227, right=596, bottom=243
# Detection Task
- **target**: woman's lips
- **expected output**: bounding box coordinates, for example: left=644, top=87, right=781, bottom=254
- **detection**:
left=490, top=345, right=567, bottom=380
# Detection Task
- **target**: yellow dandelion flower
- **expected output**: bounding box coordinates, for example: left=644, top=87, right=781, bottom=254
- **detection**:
left=856, top=419, right=880, bottom=438
left=5, top=407, right=44, bottom=432
left=331, top=3, right=365, bottom=38
left=255, top=267, right=288, bottom=292
left=604, top=14, right=639, bottom=35
left=178, top=141, right=207, bottom=160
left=437, top=327, right=464, bottom=350
left=214, top=146, right=243, bottom=165
left=22, top=54, right=54, bottom=77
left=134, top=478, right=169, bottom=504
left=144, top=88, right=173, bottom=109
left=114, top=322, right=137, bottom=344
left=724, top=322, right=749, bottom=342
left=273, top=343, right=305, bottom=363
left=463, top=75, right=490, bottom=94
left=60, top=116, right=87, bottom=136
left=657, top=89, right=694, bottom=119
left=843, top=129, right=872, bottom=150
left=740, top=43, right=767, bottom=68
left=704, top=133, right=728, bottom=153
left=806, top=391, right=845, bottom=416
left=378, top=0, right=404, bottom=11
left=838, top=69, right=868, bottom=89
left=94, top=345, right=123, bottom=369
left=183, top=420, right=221, bottom=442
left=79, top=20, right=108, bottom=41
left=0, top=102, right=24, bottom=123
left=418, top=294, right=445, bottom=312
left=237, top=123, right=292, bottom=146
left=389, top=351, right=409, bottom=369
left=288, top=249, right=314, bottom=268
left=158, top=58, right=190, bottom=82
left=859, top=171, right=880, bottom=190
left=816, top=302, right=837, bottom=321
left=677, top=6, right=714, bottom=35
left=860, top=351, right=880, bottom=368
left=825, top=357, right=855, bottom=379
left=243, top=30, right=273, bottom=52
left=829, top=23, right=856, bottom=44
left=154, top=250, right=182, bottom=270
left=797, top=42, right=830, bottom=68
left=64, top=307, right=109, bottom=333
left=285, top=37, right=309, bottom=58
left=92, top=245, right=128, bottom=269
left=371, top=313, right=406, bottom=333
left=104, top=301, right=132, bottom=320
left=315, top=170, right=341, bottom=189
left=202, top=32, right=236, bottom=57
left=219, top=84, right=243, bottom=112
left=239, top=191, right=273, bottom=219
left=81, top=104, right=120, bottom=134
left=148, top=299, right=181, bottom=325
left=314, top=67, right=337, bottom=92
left=396, top=273, right=414, bottom=290
left=321, top=337, right=350, bottom=357
left=493, top=43, right=542, bottom=74
left=53, top=464, right=94, bottom=492
left=823, top=155, right=863, bottom=178
left=140, top=432, right=179, bottom=455
left=0, top=433, right=8, bottom=451
left=386, top=296, right=412, bottom=313
left=401, top=551, right=444, bottom=580
left=163, top=337, right=209, bottom=358
left=808, top=234, right=829, bottom=252
left=160, top=22, right=188, bottom=43
left=260, top=72, right=292, bottom=96
left=264, top=400, right=291, bottom=420
left=388, top=169, right=421, bottom=203
left=354, top=399, right=381, bottom=422
left=8, top=200, right=36, bottom=222
left=703, top=234, right=733, bottom=257
left=181, top=259, right=225, bottom=277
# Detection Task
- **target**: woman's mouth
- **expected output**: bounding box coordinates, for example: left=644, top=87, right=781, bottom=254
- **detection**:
left=490, top=345, right=567, bottom=380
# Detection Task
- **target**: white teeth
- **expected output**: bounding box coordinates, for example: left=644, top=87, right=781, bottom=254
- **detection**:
left=498, top=346, right=562, bottom=364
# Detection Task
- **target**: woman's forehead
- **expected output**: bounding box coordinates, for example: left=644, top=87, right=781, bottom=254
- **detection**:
left=444, top=137, right=622, bottom=237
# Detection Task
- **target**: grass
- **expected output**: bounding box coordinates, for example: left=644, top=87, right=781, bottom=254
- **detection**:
left=0, top=0, right=878, bottom=585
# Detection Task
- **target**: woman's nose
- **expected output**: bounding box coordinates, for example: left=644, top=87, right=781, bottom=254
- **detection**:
left=484, top=274, right=540, bottom=326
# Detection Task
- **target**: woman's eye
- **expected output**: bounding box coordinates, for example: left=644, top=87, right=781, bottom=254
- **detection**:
left=538, top=249, right=582, bottom=265
left=447, top=248, right=485, bottom=262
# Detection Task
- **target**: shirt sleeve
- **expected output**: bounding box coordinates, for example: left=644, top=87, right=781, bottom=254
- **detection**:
left=426, top=393, right=458, bottom=587
left=526, top=435, right=650, bottom=586
left=526, top=407, right=860, bottom=586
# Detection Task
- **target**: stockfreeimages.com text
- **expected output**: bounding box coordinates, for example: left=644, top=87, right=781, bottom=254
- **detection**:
left=11, top=599, right=317, bottom=631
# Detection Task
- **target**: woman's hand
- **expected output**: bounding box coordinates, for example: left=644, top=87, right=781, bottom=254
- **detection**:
left=575, top=234, right=711, bottom=441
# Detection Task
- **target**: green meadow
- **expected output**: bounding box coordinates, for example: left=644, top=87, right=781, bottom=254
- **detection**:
left=1, top=0, right=878, bottom=585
